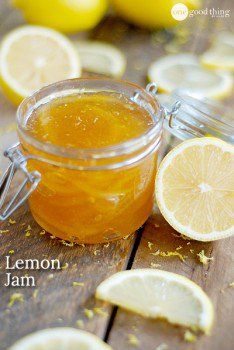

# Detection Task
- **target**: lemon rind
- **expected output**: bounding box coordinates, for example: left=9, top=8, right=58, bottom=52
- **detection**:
left=96, top=268, right=214, bottom=334
left=156, top=137, right=234, bottom=242
left=9, top=327, right=112, bottom=350
left=0, top=25, right=81, bottom=101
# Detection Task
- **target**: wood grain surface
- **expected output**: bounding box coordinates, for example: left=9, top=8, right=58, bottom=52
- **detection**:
left=0, top=0, right=233, bottom=349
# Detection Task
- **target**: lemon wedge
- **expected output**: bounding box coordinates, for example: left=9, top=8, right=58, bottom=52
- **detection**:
left=76, top=41, right=126, bottom=77
left=96, top=269, right=214, bottom=334
left=200, top=32, right=234, bottom=72
left=0, top=25, right=81, bottom=105
left=9, top=328, right=112, bottom=350
left=156, top=137, right=234, bottom=241
left=13, top=0, right=108, bottom=33
left=148, top=54, right=233, bottom=100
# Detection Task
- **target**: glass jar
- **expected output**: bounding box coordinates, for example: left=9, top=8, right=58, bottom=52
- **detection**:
left=0, top=79, right=165, bottom=244
left=0, top=79, right=232, bottom=244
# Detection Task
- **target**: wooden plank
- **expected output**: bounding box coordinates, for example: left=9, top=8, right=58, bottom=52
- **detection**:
left=107, top=211, right=234, bottom=350
left=0, top=0, right=233, bottom=349
left=0, top=204, right=136, bottom=349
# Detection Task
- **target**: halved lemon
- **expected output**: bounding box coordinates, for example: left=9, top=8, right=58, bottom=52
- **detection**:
left=75, top=41, right=126, bottom=77
left=200, top=32, right=234, bottom=72
left=0, top=25, right=81, bottom=105
left=156, top=138, right=234, bottom=241
left=9, top=328, right=112, bottom=350
left=96, top=269, right=214, bottom=334
left=148, top=54, right=233, bottom=100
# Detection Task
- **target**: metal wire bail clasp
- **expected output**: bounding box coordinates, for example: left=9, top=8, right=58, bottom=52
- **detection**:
left=145, top=82, right=181, bottom=124
left=0, top=143, right=41, bottom=221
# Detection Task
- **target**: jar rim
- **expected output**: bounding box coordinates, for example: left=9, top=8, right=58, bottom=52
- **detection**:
left=17, top=78, right=164, bottom=160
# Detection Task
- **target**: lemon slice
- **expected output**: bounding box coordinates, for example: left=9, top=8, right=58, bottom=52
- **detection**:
left=96, top=269, right=214, bottom=334
left=156, top=137, right=234, bottom=241
left=76, top=41, right=126, bottom=77
left=148, top=54, right=233, bottom=99
left=201, top=32, right=234, bottom=71
left=0, top=25, right=81, bottom=105
left=9, top=328, right=112, bottom=350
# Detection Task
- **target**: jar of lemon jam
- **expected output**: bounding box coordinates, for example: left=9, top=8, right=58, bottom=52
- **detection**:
left=0, top=79, right=164, bottom=244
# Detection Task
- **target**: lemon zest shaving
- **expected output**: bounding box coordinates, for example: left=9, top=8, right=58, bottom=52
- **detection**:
left=150, top=263, right=161, bottom=268
left=8, top=293, right=24, bottom=307
left=184, top=330, right=197, bottom=343
left=151, top=250, right=187, bottom=261
left=61, top=263, right=69, bottom=270
left=150, top=250, right=160, bottom=256
left=8, top=250, right=14, bottom=255
left=84, top=308, right=94, bottom=319
left=93, top=307, right=108, bottom=317
left=197, top=250, right=213, bottom=265
left=159, top=251, right=187, bottom=262
left=127, top=334, right=139, bottom=347
left=148, top=241, right=154, bottom=250
left=73, top=282, right=84, bottom=287
left=0, top=230, right=9, bottom=234
left=33, top=289, right=38, bottom=299
left=76, top=319, right=84, bottom=328
left=60, top=240, right=74, bottom=247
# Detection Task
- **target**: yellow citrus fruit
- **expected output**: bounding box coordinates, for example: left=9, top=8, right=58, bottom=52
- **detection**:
left=0, top=26, right=81, bottom=105
left=9, top=328, right=112, bottom=349
left=13, top=0, right=108, bottom=33
left=148, top=54, right=233, bottom=100
left=75, top=41, right=126, bottom=77
left=156, top=137, right=234, bottom=241
left=111, top=0, right=201, bottom=29
left=96, top=269, right=214, bottom=334
left=200, top=32, right=234, bottom=72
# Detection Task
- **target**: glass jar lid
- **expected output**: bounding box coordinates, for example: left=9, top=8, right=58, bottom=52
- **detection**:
left=159, top=89, right=234, bottom=143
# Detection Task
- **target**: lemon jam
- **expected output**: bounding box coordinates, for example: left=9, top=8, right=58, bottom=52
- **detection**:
left=18, top=80, right=162, bottom=244
left=26, top=93, right=154, bottom=148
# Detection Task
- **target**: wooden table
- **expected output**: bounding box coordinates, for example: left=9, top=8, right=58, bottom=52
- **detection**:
left=0, top=1, right=233, bottom=349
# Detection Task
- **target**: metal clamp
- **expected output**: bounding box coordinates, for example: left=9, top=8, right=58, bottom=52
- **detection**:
left=145, top=82, right=181, bottom=126
left=146, top=83, right=204, bottom=138
left=0, top=143, right=41, bottom=221
left=165, top=101, right=182, bottom=129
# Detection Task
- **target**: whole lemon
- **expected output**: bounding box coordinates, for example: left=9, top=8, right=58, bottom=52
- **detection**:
left=111, top=0, right=201, bottom=29
left=13, top=0, right=108, bottom=33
